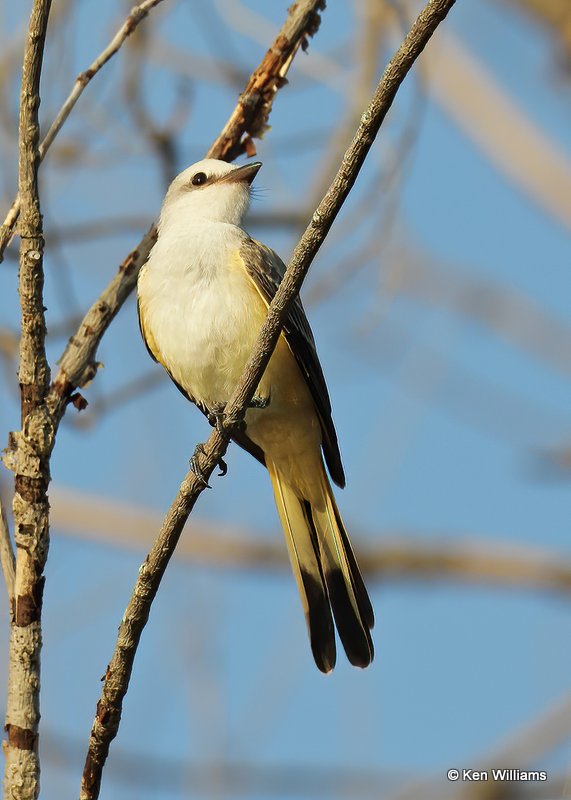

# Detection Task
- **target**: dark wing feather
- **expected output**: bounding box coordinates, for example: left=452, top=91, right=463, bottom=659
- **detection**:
left=239, top=237, right=345, bottom=488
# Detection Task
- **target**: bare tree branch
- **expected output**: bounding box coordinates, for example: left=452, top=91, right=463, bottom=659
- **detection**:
left=0, top=0, right=167, bottom=261
left=208, top=0, right=326, bottom=161
left=79, top=1, right=456, bottom=797
left=216, top=0, right=346, bottom=93
left=2, top=1, right=52, bottom=797
left=45, top=227, right=158, bottom=431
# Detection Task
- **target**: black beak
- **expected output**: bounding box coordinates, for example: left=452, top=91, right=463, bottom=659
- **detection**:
left=219, top=161, right=262, bottom=186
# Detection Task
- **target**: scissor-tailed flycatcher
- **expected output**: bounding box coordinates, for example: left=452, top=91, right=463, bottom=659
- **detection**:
left=137, top=159, right=374, bottom=672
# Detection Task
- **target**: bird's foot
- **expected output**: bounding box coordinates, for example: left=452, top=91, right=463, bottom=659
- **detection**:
left=189, top=443, right=211, bottom=489
left=207, top=402, right=227, bottom=436
left=208, top=402, right=247, bottom=433
left=249, top=394, right=270, bottom=410
left=189, top=444, right=228, bottom=484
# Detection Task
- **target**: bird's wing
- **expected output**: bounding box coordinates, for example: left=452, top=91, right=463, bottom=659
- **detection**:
left=239, top=236, right=345, bottom=488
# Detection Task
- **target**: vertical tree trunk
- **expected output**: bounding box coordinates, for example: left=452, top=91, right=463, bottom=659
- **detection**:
left=3, top=1, right=52, bottom=797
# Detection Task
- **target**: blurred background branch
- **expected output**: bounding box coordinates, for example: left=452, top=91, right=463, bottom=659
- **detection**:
left=40, top=482, right=571, bottom=597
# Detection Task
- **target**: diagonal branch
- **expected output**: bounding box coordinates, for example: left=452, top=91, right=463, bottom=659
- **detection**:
left=79, top=1, right=457, bottom=798
left=0, top=0, right=167, bottom=262
left=3, top=1, right=52, bottom=798
left=208, top=0, right=326, bottom=161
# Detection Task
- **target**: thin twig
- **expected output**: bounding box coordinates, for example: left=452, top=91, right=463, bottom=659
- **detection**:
left=79, top=1, right=456, bottom=797
left=0, top=0, right=167, bottom=261
left=2, top=1, right=52, bottom=798
left=0, top=497, right=15, bottom=602
left=208, top=0, right=326, bottom=162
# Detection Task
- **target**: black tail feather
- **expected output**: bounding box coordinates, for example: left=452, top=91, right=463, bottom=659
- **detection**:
left=303, top=498, right=374, bottom=669
left=300, top=567, right=336, bottom=673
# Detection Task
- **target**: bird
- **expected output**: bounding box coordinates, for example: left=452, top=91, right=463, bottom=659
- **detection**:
left=137, top=158, right=374, bottom=672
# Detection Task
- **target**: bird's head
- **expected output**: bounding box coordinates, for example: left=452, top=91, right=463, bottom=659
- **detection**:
left=159, top=158, right=262, bottom=228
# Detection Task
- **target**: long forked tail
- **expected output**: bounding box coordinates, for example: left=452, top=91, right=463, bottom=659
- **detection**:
left=268, top=461, right=374, bottom=673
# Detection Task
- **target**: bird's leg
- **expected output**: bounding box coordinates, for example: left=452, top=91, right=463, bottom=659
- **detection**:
left=189, top=443, right=211, bottom=489
left=203, top=403, right=231, bottom=477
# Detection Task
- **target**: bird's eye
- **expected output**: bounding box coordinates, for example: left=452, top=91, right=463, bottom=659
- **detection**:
left=191, top=172, right=208, bottom=187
